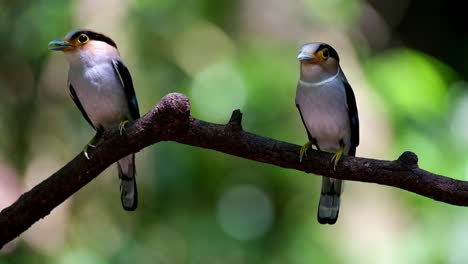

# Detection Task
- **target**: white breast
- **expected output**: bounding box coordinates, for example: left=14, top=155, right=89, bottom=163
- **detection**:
left=68, top=62, right=130, bottom=128
left=295, top=74, right=351, bottom=153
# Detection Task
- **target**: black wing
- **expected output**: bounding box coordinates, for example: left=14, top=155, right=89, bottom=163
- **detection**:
left=296, top=104, right=313, bottom=141
left=343, top=80, right=359, bottom=156
left=112, top=60, right=140, bottom=120
left=69, top=83, right=95, bottom=129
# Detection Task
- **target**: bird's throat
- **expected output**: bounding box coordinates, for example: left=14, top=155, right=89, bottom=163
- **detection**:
left=300, top=64, right=340, bottom=85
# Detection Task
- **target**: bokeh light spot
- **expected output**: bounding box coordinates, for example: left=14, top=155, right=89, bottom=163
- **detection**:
left=217, top=185, right=274, bottom=241
left=303, top=0, right=360, bottom=25
left=365, top=49, right=450, bottom=119
left=190, top=62, right=247, bottom=123
left=451, top=91, right=468, bottom=147
left=172, top=21, right=235, bottom=76
left=59, top=249, right=104, bottom=264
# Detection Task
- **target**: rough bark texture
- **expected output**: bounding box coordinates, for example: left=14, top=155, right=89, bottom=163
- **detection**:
left=1, top=93, right=467, bottom=248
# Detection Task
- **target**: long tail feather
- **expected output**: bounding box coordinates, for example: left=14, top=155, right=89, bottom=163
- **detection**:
left=117, top=154, right=138, bottom=211
left=317, top=177, right=342, bottom=224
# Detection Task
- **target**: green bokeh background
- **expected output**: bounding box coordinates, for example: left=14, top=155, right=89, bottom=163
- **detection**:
left=1, top=0, right=468, bottom=263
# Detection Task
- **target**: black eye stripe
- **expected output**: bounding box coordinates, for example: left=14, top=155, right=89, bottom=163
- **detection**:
left=69, top=30, right=117, bottom=48
left=299, top=43, right=340, bottom=61
left=317, top=44, right=339, bottom=61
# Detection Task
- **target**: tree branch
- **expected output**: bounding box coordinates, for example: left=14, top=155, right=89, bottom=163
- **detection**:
left=1, top=92, right=467, bottom=247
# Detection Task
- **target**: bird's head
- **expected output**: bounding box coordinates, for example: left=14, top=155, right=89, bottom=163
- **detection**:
left=297, top=43, right=340, bottom=83
left=48, top=30, right=119, bottom=65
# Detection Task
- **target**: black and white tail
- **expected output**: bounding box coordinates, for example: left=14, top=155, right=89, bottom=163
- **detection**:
left=117, top=154, right=138, bottom=211
left=317, top=177, right=343, bottom=224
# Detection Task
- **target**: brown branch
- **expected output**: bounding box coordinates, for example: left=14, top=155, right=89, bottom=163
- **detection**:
left=1, top=92, right=467, bottom=247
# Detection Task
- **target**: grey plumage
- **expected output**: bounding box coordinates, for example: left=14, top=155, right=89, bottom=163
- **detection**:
left=295, top=43, right=359, bottom=224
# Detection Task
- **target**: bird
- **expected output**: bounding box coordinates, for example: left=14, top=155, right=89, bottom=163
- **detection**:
left=48, top=29, right=140, bottom=211
left=295, top=43, right=359, bottom=224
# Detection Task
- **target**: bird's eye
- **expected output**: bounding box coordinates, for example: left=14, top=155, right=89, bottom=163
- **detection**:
left=322, top=48, right=329, bottom=59
left=78, top=34, right=89, bottom=44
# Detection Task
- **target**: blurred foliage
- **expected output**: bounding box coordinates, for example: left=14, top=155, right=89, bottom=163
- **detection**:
left=1, top=0, right=468, bottom=263
left=365, top=49, right=454, bottom=120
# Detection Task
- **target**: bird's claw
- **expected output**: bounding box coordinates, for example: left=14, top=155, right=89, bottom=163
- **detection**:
left=119, top=120, right=129, bottom=135
left=82, top=133, right=101, bottom=160
left=331, top=146, right=344, bottom=171
left=299, top=141, right=312, bottom=163
left=83, top=143, right=96, bottom=160
left=84, top=150, right=90, bottom=160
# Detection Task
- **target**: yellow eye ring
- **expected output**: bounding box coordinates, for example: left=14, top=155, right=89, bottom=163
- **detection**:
left=78, top=34, right=89, bottom=44
left=321, top=48, right=329, bottom=60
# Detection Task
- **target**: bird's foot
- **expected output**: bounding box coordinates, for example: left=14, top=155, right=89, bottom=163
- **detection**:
left=83, top=136, right=98, bottom=160
left=299, top=141, right=312, bottom=163
left=331, top=145, right=344, bottom=171
left=83, top=144, right=94, bottom=160
left=82, top=130, right=103, bottom=160
left=119, top=120, right=129, bottom=135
